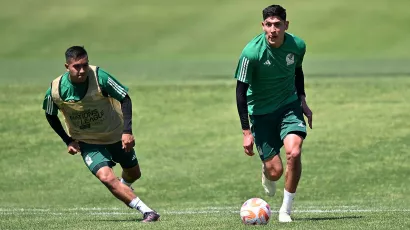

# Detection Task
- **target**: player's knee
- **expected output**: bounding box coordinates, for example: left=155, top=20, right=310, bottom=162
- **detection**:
left=130, top=171, right=141, bottom=181
left=286, top=147, right=301, bottom=160
left=98, top=174, right=118, bottom=188
left=124, top=168, right=142, bottom=182
left=264, top=164, right=283, bottom=181
left=266, top=168, right=283, bottom=181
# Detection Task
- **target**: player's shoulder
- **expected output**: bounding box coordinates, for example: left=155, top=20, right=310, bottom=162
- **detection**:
left=285, top=33, right=306, bottom=51
left=44, top=87, right=52, bottom=97
left=241, top=33, right=266, bottom=60
left=96, top=66, right=113, bottom=82
left=49, top=72, right=68, bottom=90
left=97, top=66, right=108, bottom=76
left=51, top=72, right=68, bottom=82
left=95, top=66, right=127, bottom=89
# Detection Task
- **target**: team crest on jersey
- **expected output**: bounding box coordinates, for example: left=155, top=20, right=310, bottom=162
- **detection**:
left=286, top=53, right=295, bottom=66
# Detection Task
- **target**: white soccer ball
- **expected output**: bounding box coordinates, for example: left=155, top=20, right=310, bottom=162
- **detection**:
left=240, top=198, right=271, bottom=225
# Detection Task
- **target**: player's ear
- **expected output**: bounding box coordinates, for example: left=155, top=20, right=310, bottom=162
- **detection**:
left=285, top=21, right=289, bottom=30
left=65, top=63, right=69, bottom=70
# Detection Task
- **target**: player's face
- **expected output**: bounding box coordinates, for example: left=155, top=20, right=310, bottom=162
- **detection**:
left=262, top=16, right=289, bottom=48
left=65, top=56, right=89, bottom=83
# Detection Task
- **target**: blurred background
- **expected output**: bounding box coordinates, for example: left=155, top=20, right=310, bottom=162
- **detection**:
left=0, top=0, right=409, bottom=229
left=1, top=0, right=409, bottom=83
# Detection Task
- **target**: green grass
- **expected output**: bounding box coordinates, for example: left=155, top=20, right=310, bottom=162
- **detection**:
left=1, top=208, right=409, bottom=230
left=1, top=0, right=410, bottom=229
left=1, top=76, right=410, bottom=229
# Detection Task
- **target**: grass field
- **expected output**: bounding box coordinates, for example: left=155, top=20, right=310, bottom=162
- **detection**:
left=1, top=0, right=410, bottom=229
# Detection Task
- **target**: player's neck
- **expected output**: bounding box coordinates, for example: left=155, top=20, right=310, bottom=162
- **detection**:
left=267, top=35, right=286, bottom=49
left=269, top=40, right=284, bottom=48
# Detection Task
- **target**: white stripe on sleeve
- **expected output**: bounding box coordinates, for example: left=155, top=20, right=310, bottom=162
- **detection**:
left=239, top=57, right=249, bottom=82
left=47, top=96, right=54, bottom=115
left=107, top=78, right=126, bottom=97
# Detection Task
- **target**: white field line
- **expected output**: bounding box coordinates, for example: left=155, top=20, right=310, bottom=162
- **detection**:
left=0, top=205, right=360, bottom=212
left=0, top=206, right=409, bottom=215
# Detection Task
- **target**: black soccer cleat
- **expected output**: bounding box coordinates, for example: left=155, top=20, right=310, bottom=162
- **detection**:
left=141, top=211, right=160, bottom=223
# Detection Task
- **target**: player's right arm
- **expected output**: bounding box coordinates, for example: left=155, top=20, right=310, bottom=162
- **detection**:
left=234, top=51, right=256, bottom=156
left=42, top=88, right=76, bottom=149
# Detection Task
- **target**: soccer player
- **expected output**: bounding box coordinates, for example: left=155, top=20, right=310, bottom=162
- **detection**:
left=234, top=5, right=313, bottom=222
left=42, top=46, right=160, bottom=222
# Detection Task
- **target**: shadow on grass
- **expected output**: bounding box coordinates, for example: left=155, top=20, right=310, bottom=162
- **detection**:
left=296, top=216, right=363, bottom=221
left=96, top=218, right=144, bottom=222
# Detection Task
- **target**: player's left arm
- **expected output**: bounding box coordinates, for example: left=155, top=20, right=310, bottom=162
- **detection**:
left=295, top=67, right=305, bottom=99
left=295, top=44, right=313, bottom=129
left=295, top=43, right=306, bottom=99
left=98, top=68, right=135, bottom=151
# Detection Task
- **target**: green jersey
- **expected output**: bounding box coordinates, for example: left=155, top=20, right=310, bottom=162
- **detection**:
left=234, top=32, right=306, bottom=115
left=43, top=68, right=128, bottom=115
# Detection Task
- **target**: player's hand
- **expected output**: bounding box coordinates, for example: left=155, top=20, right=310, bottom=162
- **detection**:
left=242, top=130, right=255, bottom=156
left=67, top=141, right=80, bottom=155
left=122, top=133, right=135, bottom=152
left=301, top=98, right=313, bottom=129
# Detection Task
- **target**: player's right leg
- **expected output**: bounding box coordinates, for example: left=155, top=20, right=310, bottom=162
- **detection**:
left=95, top=166, right=137, bottom=204
left=80, top=142, right=159, bottom=222
left=95, top=166, right=159, bottom=222
left=107, top=141, right=160, bottom=222
left=262, top=154, right=283, bottom=197
left=79, top=142, right=136, bottom=205
left=250, top=114, right=283, bottom=197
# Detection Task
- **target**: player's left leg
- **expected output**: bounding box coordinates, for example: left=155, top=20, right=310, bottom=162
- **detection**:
left=279, top=133, right=304, bottom=222
left=107, top=141, right=141, bottom=187
left=119, top=164, right=141, bottom=190
left=283, top=134, right=304, bottom=194
left=107, top=141, right=160, bottom=222
left=278, top=100, right=307, bottom=223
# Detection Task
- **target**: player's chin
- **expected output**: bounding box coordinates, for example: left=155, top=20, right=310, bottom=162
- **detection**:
left=75, top=76, right=87, bottom=82
left=268, top=40, right=276, bottom=45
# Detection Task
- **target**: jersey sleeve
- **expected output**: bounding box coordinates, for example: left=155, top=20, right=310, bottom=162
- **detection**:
left=97, top=68, right=129, bottom=101
left=42, top=87, right=58, bottom=115
left=296, top=42, right=306, bottom=68
left=234, top=50, right=257, bottom=84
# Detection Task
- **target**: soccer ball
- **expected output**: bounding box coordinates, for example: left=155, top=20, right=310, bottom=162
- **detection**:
left=240, top=198, right=271, bottom=225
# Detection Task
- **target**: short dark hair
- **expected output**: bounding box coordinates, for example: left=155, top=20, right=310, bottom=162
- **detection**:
left=262, top=5, right=286, bottom=21
left=65, top=46, right=88, bottom=62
